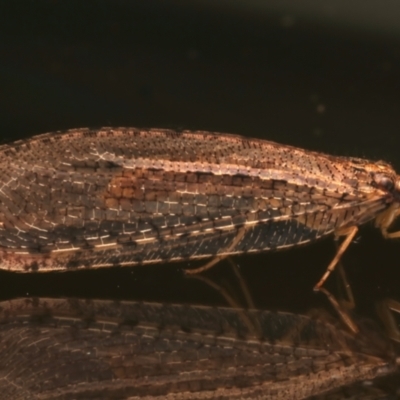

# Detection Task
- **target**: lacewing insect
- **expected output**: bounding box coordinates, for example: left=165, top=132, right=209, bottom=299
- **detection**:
left=0, top=127, right=399, bottom=289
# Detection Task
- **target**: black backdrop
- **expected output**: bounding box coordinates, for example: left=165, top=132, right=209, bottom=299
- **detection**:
left=0, top=1, right=400, bottom=324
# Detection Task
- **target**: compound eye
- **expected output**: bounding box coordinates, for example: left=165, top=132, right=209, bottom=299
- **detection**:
left=373, top=173, right=394, bottom=191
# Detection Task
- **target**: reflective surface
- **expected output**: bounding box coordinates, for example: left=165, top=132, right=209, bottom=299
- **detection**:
left=0, top=296, right=398, bottom=399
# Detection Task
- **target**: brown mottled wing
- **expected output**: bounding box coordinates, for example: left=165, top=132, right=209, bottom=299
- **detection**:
left=0, top=128, right=389, bottom=271
left=0, top=298, right=395, bottom=399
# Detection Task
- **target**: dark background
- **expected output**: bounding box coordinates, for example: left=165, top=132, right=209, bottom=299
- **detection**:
left=0, top=0, right=400, bottom=320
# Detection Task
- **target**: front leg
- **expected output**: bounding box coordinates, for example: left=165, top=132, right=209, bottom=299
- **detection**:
left=375, top=202, right=400, bottom=239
